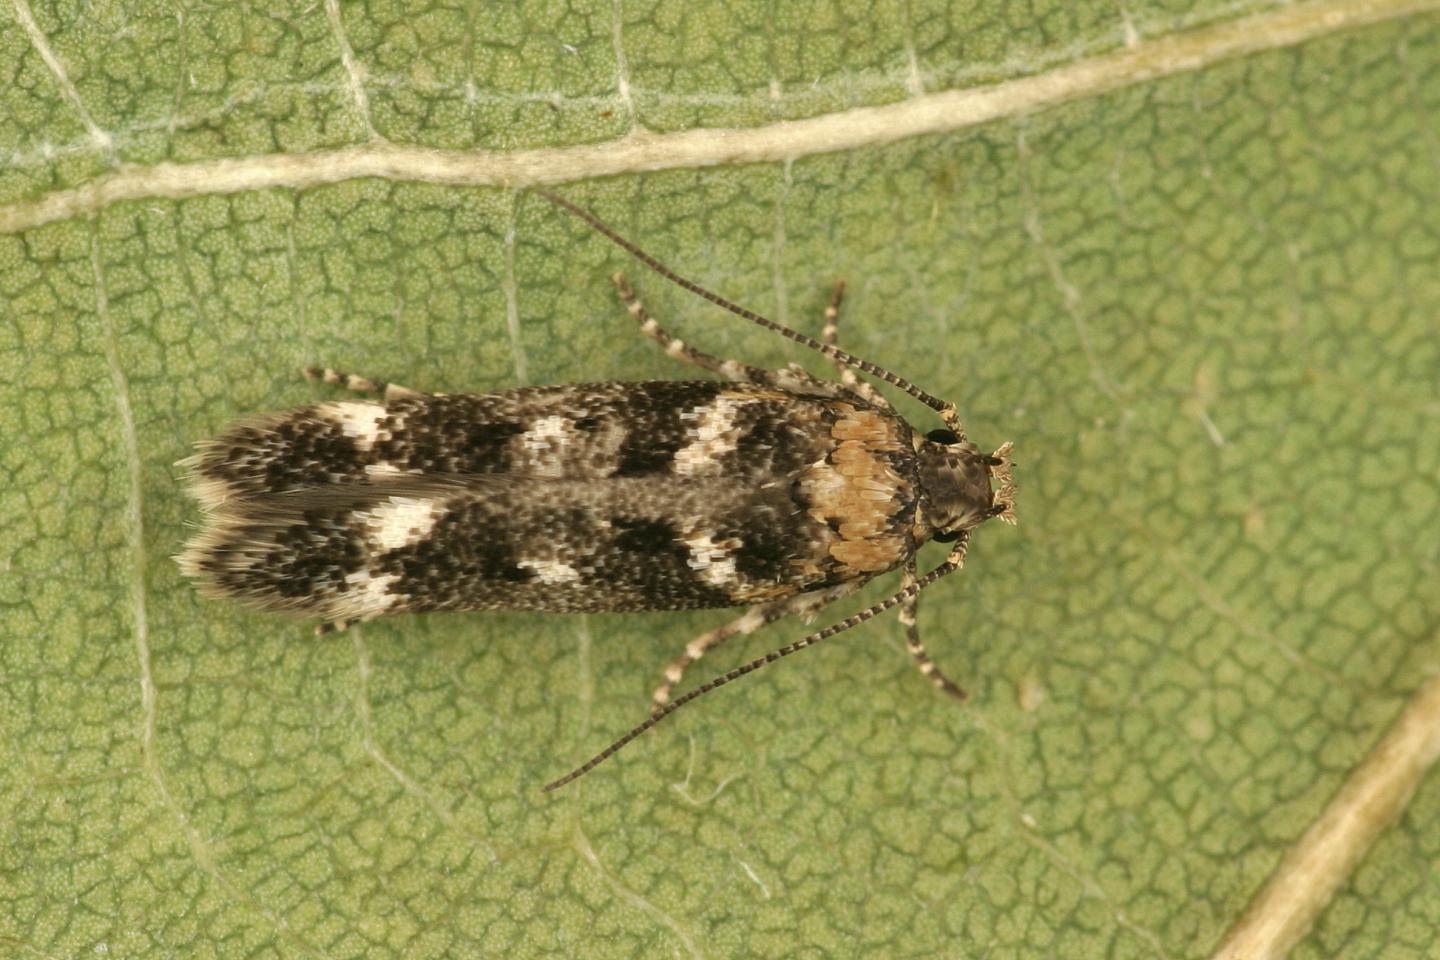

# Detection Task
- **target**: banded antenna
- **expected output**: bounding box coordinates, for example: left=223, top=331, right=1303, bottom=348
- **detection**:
left=536, top=189, right=965, bottom=436
left=542, top=535, right=971, bottom=792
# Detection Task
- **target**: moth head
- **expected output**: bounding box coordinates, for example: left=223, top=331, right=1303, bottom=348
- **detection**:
left=917, top=430, right=1017, bottom=543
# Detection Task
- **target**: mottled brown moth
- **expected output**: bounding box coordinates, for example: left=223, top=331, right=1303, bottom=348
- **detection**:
left=179, top=191, right=1017, bottom=790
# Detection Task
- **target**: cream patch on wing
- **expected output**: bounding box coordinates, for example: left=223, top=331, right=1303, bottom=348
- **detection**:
left=518, top=558, right=582, bottom=584
left=684, top=531, right=741, bottom=588
left=517, top=414, right=576, bottom=477
left=319, top=401, right=399, bottom=451
left=357, top=496, right=445, bottom=552
left=334, top=570, right=401, bottom=619
left=525, top=415, right=570, bottom=443
left=674, top=397, right=748, bottom=475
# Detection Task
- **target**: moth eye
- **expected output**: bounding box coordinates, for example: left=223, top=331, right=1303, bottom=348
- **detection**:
left=933, top=528, right=963, bottom=543
left=984, top=455, right=1004, bottom=467
left=926, top=429, right=959, bottom=445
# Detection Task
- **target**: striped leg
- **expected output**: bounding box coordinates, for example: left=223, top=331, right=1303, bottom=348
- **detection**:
left=652, top=583, right=860, bottom=714
left=303, top=366, right=424, bottom=400
left=818, top=280, right=894, bottom=410
left=613, top=272, right=779, bottom=384
left=900, top=558, right=968, bottom=700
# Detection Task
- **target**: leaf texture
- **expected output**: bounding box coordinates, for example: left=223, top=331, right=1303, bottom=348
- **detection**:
left=2, top=1, right=1439, bottom=957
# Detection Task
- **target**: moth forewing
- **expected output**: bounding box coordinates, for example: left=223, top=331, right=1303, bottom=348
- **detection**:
left=179, top=191, right=1017, bottom=789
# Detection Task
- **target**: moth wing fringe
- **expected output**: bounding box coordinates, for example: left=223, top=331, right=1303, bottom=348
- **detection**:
left=179, top=401, right=393, bottom=507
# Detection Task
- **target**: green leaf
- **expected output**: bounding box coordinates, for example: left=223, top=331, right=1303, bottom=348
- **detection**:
left=3, top=1, right=1440, bottom=957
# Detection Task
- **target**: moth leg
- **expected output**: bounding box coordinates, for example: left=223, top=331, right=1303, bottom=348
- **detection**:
left=303, top=366, right=424, bottom=401
left=652, top=584, right=859, bottom=714
left=900, top=558, right=968, bottom=700
left=613, top=272, right=775, bottom=384
left=818, top=280, right=894, bottom=411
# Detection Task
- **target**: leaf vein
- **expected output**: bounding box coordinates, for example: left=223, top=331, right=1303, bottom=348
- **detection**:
left=4, top=0, right=1433, bottom=235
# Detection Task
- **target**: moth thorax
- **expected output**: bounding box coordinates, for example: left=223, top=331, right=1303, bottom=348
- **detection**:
left=917, top=440, right=995, bottom=536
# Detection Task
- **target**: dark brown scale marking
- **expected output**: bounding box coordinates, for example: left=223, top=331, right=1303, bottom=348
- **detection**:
left=614, top=435, right=682, bottom=477
left=608, top=517, right=732, bottom=607
left=612, top=381, right=724, bottom=477
left=376, top=398, right=526, bottom=474
left=457, top=421, right=526, bottom=471
left=384, top=501, right=534, bottom=606
left=770, top=399, right=834, bottom=471
left=611, top=516, right=680, bottom=555
left=731, top=520, right=794, bottom=584
left=271, top=513, right=364, bottom=597
left=733, top=411, right=790, bottom=467
left=204, top=506, right=368, bottom=603
left=206, top=417, right=368, bottom=496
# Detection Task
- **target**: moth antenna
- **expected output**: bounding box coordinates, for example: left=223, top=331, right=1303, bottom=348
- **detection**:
left=536, top=189, right=958, bottom=425
left=542, top=534, right=971, bottom=792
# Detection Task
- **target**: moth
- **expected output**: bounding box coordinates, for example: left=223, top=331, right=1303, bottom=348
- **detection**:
left=179, top=191, right=1017, bottom=790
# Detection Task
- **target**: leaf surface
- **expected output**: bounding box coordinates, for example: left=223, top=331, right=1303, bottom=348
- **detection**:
left=3, top=1, right=1439, bottom=957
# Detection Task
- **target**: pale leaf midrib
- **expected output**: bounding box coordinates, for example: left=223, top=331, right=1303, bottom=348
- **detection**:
left=1, top=0, right=1433, bottom=235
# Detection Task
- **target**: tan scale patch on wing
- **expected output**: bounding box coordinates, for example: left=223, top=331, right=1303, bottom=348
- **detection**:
left=802, top=405, right=915, bottom=575
left=829, top=537, right=908, bottom=572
